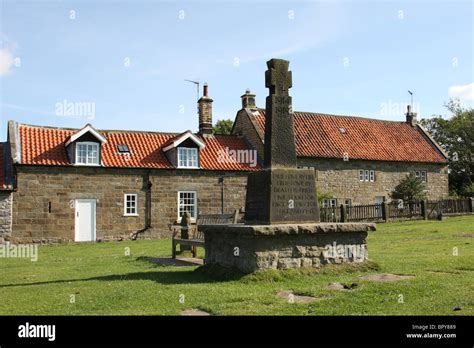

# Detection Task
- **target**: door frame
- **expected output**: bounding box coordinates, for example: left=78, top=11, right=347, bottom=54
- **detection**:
left=74, top=199, right=97, bottom=242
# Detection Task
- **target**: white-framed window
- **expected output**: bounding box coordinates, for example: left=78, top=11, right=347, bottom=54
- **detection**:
left=322, top=198, right=337, bottom=208
left=124, top=194, right=138, bottom=216
left=76, top=142, right=100, bottom=165
left=178, top=147, right=198, bottom=168
left=369, top=170, right=375, bottom=182
left=344, top=199, right=352, bottom=207
left=178, top=191, right=197, bottom=221
left=359, top=169, right=375, bottom=182
left=415, top=170, right=427, bottom=183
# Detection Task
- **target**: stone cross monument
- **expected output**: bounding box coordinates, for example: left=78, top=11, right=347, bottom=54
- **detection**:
left=245, top=59, right=320, bottom=224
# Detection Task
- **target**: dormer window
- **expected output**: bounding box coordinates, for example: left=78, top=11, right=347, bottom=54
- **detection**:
left=76, top=142, right=99, bottom=165
left=65, top=124, right=107, bottom=166
left=178, top=147, right=198, bottom=168
left=162, top=130, right=205, bottom=169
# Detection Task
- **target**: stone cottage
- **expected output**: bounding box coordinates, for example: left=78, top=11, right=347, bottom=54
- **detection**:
left=233, top=90, right=449, bottom=208
left=0, top=85, right=259, bottom=243
left=0, top=86, right=449, bottom=243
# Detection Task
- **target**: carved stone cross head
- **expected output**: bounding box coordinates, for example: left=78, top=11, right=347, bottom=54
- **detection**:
left=265, top=59, right=293, bottom=96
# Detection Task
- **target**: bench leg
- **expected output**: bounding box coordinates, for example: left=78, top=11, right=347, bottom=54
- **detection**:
left=172, top=240, right=176, bottom=259
left=192, top=245, right=197, bottom=258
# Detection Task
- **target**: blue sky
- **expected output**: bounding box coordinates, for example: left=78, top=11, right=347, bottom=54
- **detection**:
left=0, top=0, right=473, bottom=141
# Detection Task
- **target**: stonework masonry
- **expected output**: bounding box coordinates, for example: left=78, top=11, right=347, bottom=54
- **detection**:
left=11, top=166, right=248, bottom=243
left=201, top=223, right=374, bottom=273
left=0, top=192, right=12, bottom=243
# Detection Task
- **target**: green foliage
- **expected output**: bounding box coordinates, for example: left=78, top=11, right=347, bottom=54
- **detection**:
left=390, top=173, right=426, bottom=202
left=462, top=182, right=474, bottom=198
left=317, top=191, right=334, bottom=205
left=212, top=119, right=234, bottom=135
left=419, top=98, right=474, bottom=196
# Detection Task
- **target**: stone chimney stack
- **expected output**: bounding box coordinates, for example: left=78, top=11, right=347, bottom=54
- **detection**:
left=241, top=89, right=256, bottom=109
left=406, top=105, right=417, bottom=127
left=198, top=83, right=213, bottom=136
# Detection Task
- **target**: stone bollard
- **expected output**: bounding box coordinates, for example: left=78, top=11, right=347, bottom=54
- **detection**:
left=180, top=212, right=191, bottom=252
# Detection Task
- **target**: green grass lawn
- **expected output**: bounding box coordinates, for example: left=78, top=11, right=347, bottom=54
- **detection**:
left=1, top=216, right=473, bottom=315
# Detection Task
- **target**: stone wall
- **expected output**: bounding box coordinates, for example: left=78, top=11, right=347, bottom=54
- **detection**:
left=201, top=223, right=374, bottom=273
left=0, top=191, right=12, bottom=243
left=298, top=158, right=449, bottom=204
left=11, top=166, right=247, bottom=243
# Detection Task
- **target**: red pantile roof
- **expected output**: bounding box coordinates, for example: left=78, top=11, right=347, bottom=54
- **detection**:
left=253, top=109, right=447, bottom=163
left=18, top=124, right=260, bottom=171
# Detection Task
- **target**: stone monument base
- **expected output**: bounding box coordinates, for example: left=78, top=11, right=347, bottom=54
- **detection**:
left=200, top=223, right=375, bottom=273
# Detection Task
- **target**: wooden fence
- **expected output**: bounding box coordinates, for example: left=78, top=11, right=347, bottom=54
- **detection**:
left=320, top=198, right=473, bottom=223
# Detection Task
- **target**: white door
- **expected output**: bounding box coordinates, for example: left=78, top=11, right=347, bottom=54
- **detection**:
left=75, top=199, right=96, bottom=242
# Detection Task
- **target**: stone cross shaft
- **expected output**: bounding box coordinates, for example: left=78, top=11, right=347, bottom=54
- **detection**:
left=264, top=58, right=297, bottom=169
left=265, top=60, right=293, bottom=96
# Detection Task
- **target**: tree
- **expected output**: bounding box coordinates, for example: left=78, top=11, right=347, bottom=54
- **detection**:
left=213, top=119, right=234, bottom=135
left=390, top=174, right=426, bottom=203
left=419, top=99, right=474, bottom=196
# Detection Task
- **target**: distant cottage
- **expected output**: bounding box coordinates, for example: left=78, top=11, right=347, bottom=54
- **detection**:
left=0, top=86, right=448, bottom=243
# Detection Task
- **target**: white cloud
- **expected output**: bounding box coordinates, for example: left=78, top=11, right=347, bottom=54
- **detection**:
left=0, top=48, right=15, bottom=76
left=0, top=34, right=18, bottom=76
left=448, top=83, right=474, bottom=101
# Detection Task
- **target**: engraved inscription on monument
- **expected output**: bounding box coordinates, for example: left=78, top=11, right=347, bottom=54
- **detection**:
left=244, top=58, right=320, bottom=224
left=270, top=171, right=318, bottom=221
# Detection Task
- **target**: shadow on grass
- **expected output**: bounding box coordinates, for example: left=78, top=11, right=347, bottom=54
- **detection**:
left=0, top=257, right=244, bottom=289
left=0, top=258, right=379, bottom=289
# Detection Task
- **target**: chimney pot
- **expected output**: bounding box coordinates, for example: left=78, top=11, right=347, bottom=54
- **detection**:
left=406, top=104, right=417, bottom=127
left=241, top=89, right=256, bottom=109
left=203, top=83, right=208, bottom=97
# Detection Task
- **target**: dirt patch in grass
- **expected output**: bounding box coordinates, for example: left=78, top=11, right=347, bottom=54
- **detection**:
left=326, top=282, right=358, bottom=291
left=276, top=290, right=327, bottom=303
left=180, top=308, right=211, bottom=316
left=360, top=273, right=415, bottom=282
left=144, top=257, right=203, bottom=267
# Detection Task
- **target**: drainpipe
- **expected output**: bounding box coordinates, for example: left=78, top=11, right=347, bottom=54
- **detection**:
left=130, top=172, right=152, bottom=240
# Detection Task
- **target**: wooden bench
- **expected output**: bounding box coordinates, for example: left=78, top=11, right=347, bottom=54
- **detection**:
left=171, top=210, right=240, bottom=259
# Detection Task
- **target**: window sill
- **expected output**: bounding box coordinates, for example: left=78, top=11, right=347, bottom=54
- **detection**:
left=124, top=214, right=139, bottom=217
left=74, top=163, right=101, bottom=167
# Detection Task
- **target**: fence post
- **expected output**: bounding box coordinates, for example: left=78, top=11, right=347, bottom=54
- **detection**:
left=340, top=204, right=347, bottom=222
left=469, top=198, right=474, bottom=213
left=421, top=200, right=428, bottom=220
left=381, top=202, right=389, bottom=222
